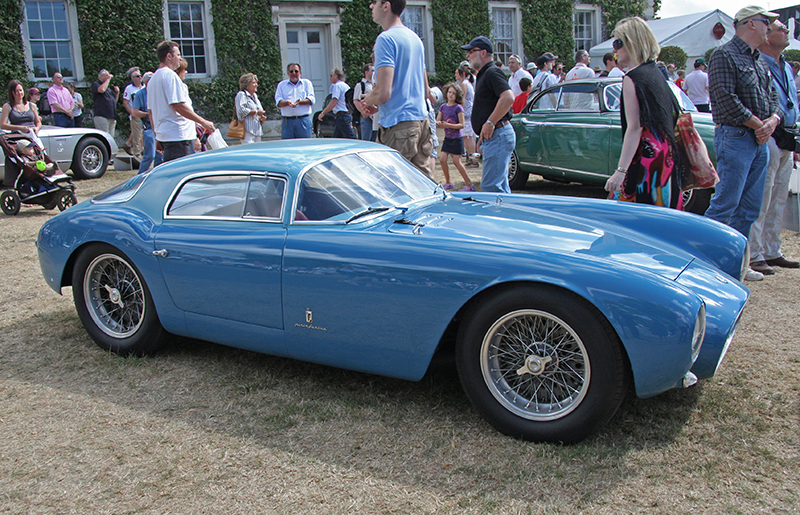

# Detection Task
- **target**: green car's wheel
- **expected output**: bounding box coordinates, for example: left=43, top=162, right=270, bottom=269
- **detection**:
left=507, top=151, right=528, bottom=190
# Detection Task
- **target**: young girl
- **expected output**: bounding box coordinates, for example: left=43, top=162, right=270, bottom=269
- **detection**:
left=436, top=82, right=475, bottom=191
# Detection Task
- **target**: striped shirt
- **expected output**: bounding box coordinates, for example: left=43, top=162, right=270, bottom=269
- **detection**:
left=235, top=90, right=263, bottom=136
left=709, top=35, right=779, bottom=127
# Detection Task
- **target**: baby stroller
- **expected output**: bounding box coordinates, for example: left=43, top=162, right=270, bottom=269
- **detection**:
left=1, top=132, right=77, bottom=216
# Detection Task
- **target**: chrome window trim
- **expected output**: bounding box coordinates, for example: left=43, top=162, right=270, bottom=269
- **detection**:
left=163, top=170, right=288, bottom=223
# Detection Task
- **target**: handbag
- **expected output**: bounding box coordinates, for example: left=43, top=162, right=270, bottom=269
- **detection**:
left=226, top=108, right=245, bottom=140
left=675, top=111, right=719, bottom=191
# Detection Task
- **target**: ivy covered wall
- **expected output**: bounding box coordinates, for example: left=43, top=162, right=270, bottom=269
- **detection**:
left=520, top=0, right=575, bottom=69
left=0, top=0, right=28, bottom=90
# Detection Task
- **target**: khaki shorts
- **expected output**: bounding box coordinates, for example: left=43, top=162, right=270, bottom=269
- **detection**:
left=378, top=119, right=433, bottom=176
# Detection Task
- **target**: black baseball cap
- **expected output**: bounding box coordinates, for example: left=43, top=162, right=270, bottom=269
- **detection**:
left=461, top=36, right=493, bottom=54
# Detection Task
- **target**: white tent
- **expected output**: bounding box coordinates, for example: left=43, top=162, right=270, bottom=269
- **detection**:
left=589, top=10, right=735, bottom=71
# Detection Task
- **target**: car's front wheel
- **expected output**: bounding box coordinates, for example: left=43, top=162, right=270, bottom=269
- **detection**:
left=507, top=151, right=529, bottom=190
left=456, top=286, right=629, bottom=444
left=71, top=136, right=109, bottom=180
left=72, top=244, right=166, bottom=355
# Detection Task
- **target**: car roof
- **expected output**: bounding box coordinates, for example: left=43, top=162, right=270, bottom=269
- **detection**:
left=151, top=138, right=389, bottom=179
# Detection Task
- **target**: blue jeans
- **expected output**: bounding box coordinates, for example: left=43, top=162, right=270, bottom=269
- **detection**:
left=360, top=116, right=373, bottom=141
left=53, top=112, right=74, bottom=128
left=480, top=123, right=515, bottom=193
left=333, top=111, right=357, bottom=139
left=705, top=125, right=768, bottom=239
left=138, top=128, right=163, bottom=174
left=281, top=115, right=312, bottom=139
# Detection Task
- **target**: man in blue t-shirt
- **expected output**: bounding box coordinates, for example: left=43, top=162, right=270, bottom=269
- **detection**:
left=362, top=0, right=433, bottom=175
left=130, top=72, right=163, bottom=173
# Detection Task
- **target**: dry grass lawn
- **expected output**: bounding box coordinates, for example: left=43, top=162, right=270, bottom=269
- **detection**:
left=1, top=166, right=798, bottom=514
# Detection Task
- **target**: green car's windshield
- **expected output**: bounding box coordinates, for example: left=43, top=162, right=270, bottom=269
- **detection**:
left=297, top=150, right=437, bottom=222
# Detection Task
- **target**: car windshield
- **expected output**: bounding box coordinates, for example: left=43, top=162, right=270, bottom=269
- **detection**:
left=296, top=150, right=437, bottom=222
left=603, top=82, right=698, bottom=112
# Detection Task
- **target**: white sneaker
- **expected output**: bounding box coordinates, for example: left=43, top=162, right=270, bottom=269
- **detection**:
left=745, top=268, right=764, bottom=281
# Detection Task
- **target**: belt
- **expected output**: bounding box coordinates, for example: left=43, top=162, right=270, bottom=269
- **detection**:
left=493, top=120, right=509, bottom=129
left=283, top=114, right=308, bottom=119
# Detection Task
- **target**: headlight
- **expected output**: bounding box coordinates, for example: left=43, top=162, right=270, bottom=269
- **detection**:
left=740, top=241, right=750, bottom=281
left=691, top=303, right=706, bottom=363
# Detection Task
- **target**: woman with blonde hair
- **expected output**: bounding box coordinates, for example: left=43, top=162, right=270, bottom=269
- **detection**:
left=604, top=16, right=683, bottom=209
left=235, top=72, right=266, bottom=143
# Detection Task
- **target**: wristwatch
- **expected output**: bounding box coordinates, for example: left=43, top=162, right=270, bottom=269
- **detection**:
left=485, top=120, right=495, bottom=126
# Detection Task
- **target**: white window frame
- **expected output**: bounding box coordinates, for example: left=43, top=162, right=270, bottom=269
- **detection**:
left=163, top=0, right=218, bottom=80
left=488, top=1, right=524, bottom=68
left=402, top=1, right=435, bottom=73
left=573, top=4, right=602, bottom=53
left=21, top=0, right=85, bottom=84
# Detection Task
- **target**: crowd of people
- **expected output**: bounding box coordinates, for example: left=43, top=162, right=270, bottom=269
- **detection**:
left=1, top=0, right=797, bottom=282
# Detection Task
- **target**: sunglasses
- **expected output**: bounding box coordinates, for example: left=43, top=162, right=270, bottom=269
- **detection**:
left=751, top=18, right=770, bottom=26
left=132, top=74, right=141, bottom=78
left=612, top=38, right=624, bottom=51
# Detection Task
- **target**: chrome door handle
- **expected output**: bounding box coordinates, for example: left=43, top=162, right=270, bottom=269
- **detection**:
left=152, top=249, right=169, bottom=257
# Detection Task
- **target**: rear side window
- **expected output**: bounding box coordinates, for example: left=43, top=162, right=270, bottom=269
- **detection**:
left=167, top=174, right=286, bottom=219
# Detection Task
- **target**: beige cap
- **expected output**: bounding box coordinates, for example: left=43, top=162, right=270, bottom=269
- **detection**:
left=734, top=5, right=779, bottom=23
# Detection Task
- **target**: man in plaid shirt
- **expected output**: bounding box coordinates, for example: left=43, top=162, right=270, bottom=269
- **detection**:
left=707, top=5, right=782, bottom=281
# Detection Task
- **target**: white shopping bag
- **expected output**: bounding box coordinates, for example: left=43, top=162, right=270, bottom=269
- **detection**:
left=205, top=129, right=228, bottom=150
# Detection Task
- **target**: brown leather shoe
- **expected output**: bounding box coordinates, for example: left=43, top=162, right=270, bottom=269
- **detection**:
left=766, top=256, right=800, bottom=268
left=750, top=260, right=776, bottom=275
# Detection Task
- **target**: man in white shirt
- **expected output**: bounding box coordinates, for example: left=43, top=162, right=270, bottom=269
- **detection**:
left=317, top=68, right=356, bottom=139
left=683, top=58, right=710, bottom=112
left=507, top=54, right=533, bottom=97
left=565, top=49, right=595, bottom=81
left=274, top=62, right=315, bottom=139
left=148, top=40, right=215, bottom=162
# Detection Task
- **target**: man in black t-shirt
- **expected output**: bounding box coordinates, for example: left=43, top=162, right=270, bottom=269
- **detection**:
left=91, top=69, right=119, bottom=137
left=461, top=36, right=515, bottom=193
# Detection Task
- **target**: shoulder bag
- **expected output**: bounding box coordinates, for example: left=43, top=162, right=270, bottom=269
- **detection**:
left=226, top=106, right=245, bottom=140
left=675, top=111, right=719, bottom=191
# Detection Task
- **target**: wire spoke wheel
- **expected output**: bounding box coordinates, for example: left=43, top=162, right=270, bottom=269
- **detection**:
left=83, top=253, right=145, bottom=339
left=481, top=309, right=589, bottom=421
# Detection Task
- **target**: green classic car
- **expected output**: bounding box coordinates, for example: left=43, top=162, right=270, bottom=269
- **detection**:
left=509, top=78, right=716, bottom=214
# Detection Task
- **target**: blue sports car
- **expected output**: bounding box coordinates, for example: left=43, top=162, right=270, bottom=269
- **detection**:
left=37, top=139, right=749, bottom=443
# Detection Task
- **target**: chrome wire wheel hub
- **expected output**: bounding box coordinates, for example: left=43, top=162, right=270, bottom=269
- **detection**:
left=481, top=309, right=590, bottom=421
left=82, top=146, right=101, bottom=174
left=83, top=254, right=145, bottom=338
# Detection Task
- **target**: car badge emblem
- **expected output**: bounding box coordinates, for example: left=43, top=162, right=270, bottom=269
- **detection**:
left=305, top=308, right=313, bottom=324
left=716, top=275, right=728, bottom=284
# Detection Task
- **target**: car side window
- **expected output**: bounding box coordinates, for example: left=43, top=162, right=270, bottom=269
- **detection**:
left=531, top=87, right=560, bottom=111
left=168, top=174, right=286, bottom=220
left=244, top=176, right=286, bottom=219
left=604, top=84, right=622, bottom=111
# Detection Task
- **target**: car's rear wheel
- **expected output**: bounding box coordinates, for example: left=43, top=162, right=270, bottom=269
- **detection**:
left=1, top=190, right=20, bottom=215
left=72, top=244, right=166, bottom=355
left=71, top=136, right=109, bottom=180
left=507, top=151, right=529, bottom=190
left=456, top=286, right=629, bottom=444
left=57, top=191, right=77, bottom=211
left=683, top=187, right=713, bottom=215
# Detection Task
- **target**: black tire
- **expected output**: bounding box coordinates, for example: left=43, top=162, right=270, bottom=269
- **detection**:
left=72, top=244, right=166, bottom=355
left=507, top=151, right=529, bottom=190
left=1, top=190, right=20, bottom=215
left=456, top=286, right=629, bottom=444
left=57, top=191, right=78, bottom=211
left=683, top=187, right=713, bottom=215
left=71, top=136, right=109, bottom=180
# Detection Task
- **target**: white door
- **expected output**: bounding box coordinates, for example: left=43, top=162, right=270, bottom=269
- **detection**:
left=285, top=25, right=329, bottom=114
